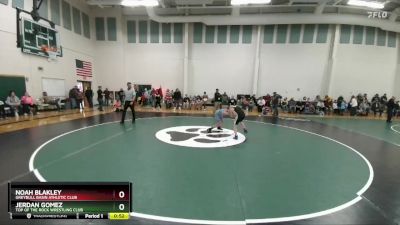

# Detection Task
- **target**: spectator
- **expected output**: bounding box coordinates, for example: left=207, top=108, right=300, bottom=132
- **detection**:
left=113, top=99, right=122, bottom=112
left=371, top=94, right=381, bottom=117
left=386, top=97, right=396, bottom=123
left=324, top=95, right=333, bottom=114
left=118, top=88, right=125, bottom=103
left=349, top=95, right=358, bottom=116
left=85, top=87, right=93, bottom=108
left=183, top=94, right=190, bottom=109
left=154, top=89, right=162, bottom=110
left=379, top=94, right=387, bottom=117
left=6, top=90, right=21, bottom=117
left=97, top=86, right=104, bottom=111
left=104, top=88, right=110, bottom=106
left=0, top=100, right=5, bottom=119
left=271, top=92, right=281, bottom=117
left=333, top=100, right=339, bottom=114
left=341, top=99, right=348, bottom=114
left=42, top=92, right=61, bottom=111
left=316, top=99, right=325, bottom=115
left=194, top=96, right=203, bottom=110
left=173, top=88, right=182, bottom=111
left=142, top=88, right=149, bottom=106
left=281, top=97, right=288, bottom=112
left=68, top=87, right=77, bottom=109
left=288, top=98, right=296, bottom=113
left=251, top=95, right=257, bottom=106
left=358, top=95, right=370, bottom=116
left=222, top=92, right=229, bottom=105
left=214, top=89, right=222, bottom=111
left=249, top=98, right=255, bottom=112
left=21, top=91, right=38, bottom=115
left=229, top=96, right=237, bottom=106
left=395, top=101, right=400, bottom=118
left=165, top=89, right=173, bottom=109
left=337, top=96, right=344, bottom=115
left=264, top=94, right=272, bottom=108
left=241, top=97, right=249, bottom=111
left=381, top=93, right=388, bottom=104
left=257, top=97, right=266, bottom=113
left=76, top=88, right=84, bottom=110
left=202, top=92, right=208, bottom=110
left=296, top=97, right=306, bottom=113
left=150, top=88, right=157, bottom=107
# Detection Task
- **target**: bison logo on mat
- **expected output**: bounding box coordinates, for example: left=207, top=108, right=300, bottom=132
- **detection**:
left=155, top=126, right=246, bottom=148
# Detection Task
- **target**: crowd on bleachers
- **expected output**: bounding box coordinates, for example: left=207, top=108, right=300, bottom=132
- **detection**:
left=130, top=88, right=399, bottom=122
left=1, top=85, right=399, bottom=123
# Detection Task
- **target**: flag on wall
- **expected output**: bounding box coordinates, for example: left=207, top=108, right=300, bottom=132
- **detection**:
left=75, top=59, right=92, bottom=77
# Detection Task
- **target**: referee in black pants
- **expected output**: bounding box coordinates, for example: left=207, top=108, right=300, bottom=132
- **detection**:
left=120, top=82, right=136, bottom=124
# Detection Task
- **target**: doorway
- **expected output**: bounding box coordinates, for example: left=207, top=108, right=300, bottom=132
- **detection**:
left=77, top=81, right=92, bottom=108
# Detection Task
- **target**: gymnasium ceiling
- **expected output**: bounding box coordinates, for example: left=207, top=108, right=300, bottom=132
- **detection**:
left=85, top=0, right=400, bottom=31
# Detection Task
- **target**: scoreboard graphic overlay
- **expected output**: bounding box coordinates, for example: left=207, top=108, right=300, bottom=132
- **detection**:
left=8, top=182, right=132, bottom=220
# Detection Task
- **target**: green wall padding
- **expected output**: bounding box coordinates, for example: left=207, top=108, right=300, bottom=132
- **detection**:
left=0, top=76, right=26, bottom=101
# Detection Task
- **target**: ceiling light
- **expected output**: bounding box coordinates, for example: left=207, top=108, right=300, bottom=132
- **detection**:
left=121, top=0, right=159, bottom=7
left=231, top=0, right=271, bottom=5
left=347, top=0, right=385, bottom=9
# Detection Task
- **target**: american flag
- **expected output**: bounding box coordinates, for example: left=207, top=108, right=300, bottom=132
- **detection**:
left=75, top=59, right=92, bottom=77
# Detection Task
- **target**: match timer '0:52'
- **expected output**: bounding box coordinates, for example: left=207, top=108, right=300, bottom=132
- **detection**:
left=109, top=213, right=130, bottom=220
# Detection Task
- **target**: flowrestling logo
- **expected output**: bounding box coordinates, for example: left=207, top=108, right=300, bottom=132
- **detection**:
left=155, top=126, right=246, bottom=148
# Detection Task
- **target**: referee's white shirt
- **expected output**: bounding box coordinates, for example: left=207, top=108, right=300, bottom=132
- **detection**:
left=124, top=89, right=136, bottom=102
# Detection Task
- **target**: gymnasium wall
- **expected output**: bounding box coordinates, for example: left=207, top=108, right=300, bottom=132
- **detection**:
left=91, top=7, right=185, bottom=94
left=0, top=0, right=95, bottom=99
left=92, top=11, right=399, bottom=99
left=330, top=25, right=398, bottom=99
left=0, top=1, right=399, bottom=100
left=258, top=24, right=332, bottom=98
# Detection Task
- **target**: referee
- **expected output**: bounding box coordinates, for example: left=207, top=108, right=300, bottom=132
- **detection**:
left=120, top=82, right=136, bottom=124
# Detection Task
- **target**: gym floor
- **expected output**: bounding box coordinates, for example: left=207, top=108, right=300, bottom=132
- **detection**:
left=0, top=110, right=399, bottom=225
